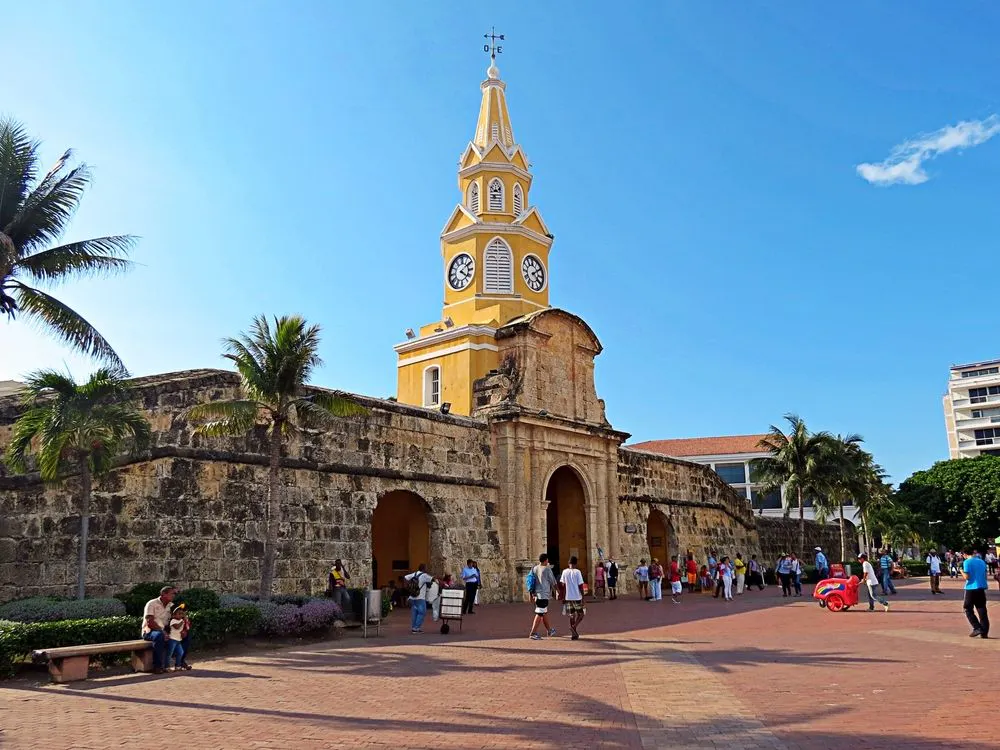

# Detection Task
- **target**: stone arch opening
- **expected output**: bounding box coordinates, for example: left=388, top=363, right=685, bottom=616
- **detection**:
left=647, top=508, right=671, bottom=568
left=371, top=490, right=430, bottom=589
left=545, top=466, right=589, bottom=581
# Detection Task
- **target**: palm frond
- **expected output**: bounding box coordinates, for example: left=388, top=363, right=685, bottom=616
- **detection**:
left=0, top=118, right=38, bottom=230
left=16, top=236, right=135, bottom=284
left=4, top=162, right=92, bottom=252
left=10, top=282, right=125, bottom=369
left=189, top=400, right=263, bottom=437
left=291, top=392, right=367, bottom=428
left=2, top=406, right=46, bottom=472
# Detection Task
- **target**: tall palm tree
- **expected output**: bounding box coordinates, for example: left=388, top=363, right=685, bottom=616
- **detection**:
left=4, top=369, right=151, bottom=599
left=853, top=462, right=893, bottom=553
left=188, top=315, right=366, bottom=600
left=825, top=434, right=867, bottom=562
left=752, top=414, right=836, bottom=557
left=0, top=118, right=135, bottom=367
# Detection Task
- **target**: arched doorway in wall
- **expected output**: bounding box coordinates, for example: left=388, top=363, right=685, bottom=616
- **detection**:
left=545, top=466, right=589, bottom=581
left=647, top=508, right=671, bottom=567
left=371, top=490, right=430, bottom=589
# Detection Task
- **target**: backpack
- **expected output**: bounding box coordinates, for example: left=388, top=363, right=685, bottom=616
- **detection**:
left=407, top=572, right=424, bottom=598
left=526, top=568, right=538, bottom=595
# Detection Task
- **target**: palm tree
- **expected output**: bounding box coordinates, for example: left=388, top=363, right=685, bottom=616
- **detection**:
left=752, top=414, right=836, bottom=557
left=188, top=315, right=366, bottom=600
left=824, top=434, right=867, bottom=562
left=853, top=462, right=894, bottom=553
left=4, top=369, right=151, bottom=599
left=0, top=118, right=135, bottom=367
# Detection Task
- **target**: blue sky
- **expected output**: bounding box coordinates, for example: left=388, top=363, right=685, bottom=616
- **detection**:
left=3, top=3, right=999, bottom=482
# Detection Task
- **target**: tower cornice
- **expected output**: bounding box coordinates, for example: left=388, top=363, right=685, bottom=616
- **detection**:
left=440, top=220, right=553, bottom=247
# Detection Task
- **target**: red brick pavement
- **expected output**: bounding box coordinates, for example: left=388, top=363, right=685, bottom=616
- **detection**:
left=0, top=576, right=996, bottom=749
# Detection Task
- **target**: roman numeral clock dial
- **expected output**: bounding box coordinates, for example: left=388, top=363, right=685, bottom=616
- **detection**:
left=447, top=253, right=475, bottom=291
left=521, top=254, right=546, bottom=292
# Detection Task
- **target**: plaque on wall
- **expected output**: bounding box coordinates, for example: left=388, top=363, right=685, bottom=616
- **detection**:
left=624, top=524, right=637, bottom=534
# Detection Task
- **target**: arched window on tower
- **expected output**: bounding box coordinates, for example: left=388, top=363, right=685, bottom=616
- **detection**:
left=484, top=238, right=513, bottom=294
left=491, top=123, right=499, bottom=142
left=512, top=183, right=523, bottom=215
left=468, top=182, right=479, bottom=213
left=423, top=365, right=441, bottom=407
left=488, top=178, right=504, bottom=212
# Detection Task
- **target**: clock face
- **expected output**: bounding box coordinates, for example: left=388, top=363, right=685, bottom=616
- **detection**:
left=521, top=254, right=546, bottom=292
left=447, top=253, right=475, bottom=291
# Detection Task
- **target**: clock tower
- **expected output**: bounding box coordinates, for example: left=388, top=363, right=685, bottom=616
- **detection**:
left=395, top=47, right=554, bottom=416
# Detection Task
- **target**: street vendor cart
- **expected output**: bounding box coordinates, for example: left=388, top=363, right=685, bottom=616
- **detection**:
left=438, top=587, right=465, bottom=634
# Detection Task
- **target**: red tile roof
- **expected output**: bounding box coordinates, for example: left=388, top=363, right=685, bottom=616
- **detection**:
left=628, top=434, right=770, bottom=458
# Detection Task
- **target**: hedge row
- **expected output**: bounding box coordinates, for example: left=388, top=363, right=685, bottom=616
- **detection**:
left=0, top=607, right=261, bottom=677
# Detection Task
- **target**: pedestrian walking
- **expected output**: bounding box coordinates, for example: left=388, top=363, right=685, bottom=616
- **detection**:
left=719, top=556, right=734, bottom=600
left=947, top=550, right=959, bottom=578
left=790, top=553, right=803, bottom=597
left=634, top=559, right=650, bottom=600
left=648, top=558, right=664, bottom=601
left=527, top=553, right=558, bottom=640
left=879, top=549, right=898, bottom=595
left=560, top=556, right=586, bottom=640
left=669, top=555, right=682, bottom=604
left=986, top=550, right=997, bottom=577
left=685, top=554, right=698, bottom=592
left=404, top=564, right=435, bottom=633
left=748, top=555, right=765, bottom=590
left=606, top=557, right=620, bottom=600
left=328, top=559, right=351, bottom=613
left=707, top=550, right=718, bottom=583
left=733, top=553, right=747, bottom=595
left=926, top=550, right=943, bottom=595
left=814, top=547, right=829, bottom=580
left=961, top=549, right=990, bottom=639
left=858, top=553, right=890, bottom=612
left=776, top=554, right=793, bottom=597
left=461, top=559, right=480, bottom=614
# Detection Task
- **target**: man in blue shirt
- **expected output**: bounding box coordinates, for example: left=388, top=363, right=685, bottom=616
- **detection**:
left=962, top=549, right=990, bottom=639
left=775, top=554, right=793, bottom=597
left=461, top=559, right=480, bottom=615
left=879, top=550, right=897, bottom=595
left=814, top=547, right=829, bottom=579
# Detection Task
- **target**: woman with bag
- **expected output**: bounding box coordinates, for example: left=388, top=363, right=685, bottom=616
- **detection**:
left=648, top=558, right=664, bottom=601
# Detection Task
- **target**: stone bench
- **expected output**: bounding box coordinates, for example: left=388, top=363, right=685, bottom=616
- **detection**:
left=32, top=640, right=153, bottom=683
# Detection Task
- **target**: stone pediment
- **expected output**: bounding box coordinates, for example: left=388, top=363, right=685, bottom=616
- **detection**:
left=473, top=308, right=611, bottom=427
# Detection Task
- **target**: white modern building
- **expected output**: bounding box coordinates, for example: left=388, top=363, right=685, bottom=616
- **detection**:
left=628, top=434, right=861, bottom=524
left=943, top=358, right=1000, bottom=459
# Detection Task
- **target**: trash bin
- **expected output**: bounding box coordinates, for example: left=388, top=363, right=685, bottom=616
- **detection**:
left=366, top=588, right=382, bottom=622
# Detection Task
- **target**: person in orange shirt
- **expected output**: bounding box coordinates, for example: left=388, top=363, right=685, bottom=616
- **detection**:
left=685, top=554, right=698, bottom=592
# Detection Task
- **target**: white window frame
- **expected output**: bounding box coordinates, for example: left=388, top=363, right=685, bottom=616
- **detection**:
left=491, top=123, right=499, bottom=142
left=488, top=178, right=504, bottom=212
left=512, top=183, right=523, bottom=215
left=423, top=365, right=441, bottom=407
left=483, top=237, right=514, bottom=294
left=468, top=181, right=480, bottom=213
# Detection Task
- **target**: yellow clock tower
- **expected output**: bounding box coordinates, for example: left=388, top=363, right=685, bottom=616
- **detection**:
left=395, top=50, right=553, bottom=415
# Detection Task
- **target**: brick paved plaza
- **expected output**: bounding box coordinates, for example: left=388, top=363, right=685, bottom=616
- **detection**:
left=1, top=577, right=996, bottom=749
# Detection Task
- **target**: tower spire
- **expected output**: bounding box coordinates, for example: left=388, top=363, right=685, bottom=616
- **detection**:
left=475, top=28, right=514, bottom=148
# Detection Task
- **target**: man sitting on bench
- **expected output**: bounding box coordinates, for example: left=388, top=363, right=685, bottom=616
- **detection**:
left=141, top=586, right=175, bottom=674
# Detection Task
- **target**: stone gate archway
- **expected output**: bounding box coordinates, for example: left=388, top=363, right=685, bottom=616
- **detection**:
left=647, top=508, right=671, bottom=567
left=371, top=490, right=430, bottom=588
left=545, top=466, right=589, bottom=580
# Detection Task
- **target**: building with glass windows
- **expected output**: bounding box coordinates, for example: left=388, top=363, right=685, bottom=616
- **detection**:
left=628, top=434, right=860, bottom=524
left=943, top=358, right=1000, bottom=459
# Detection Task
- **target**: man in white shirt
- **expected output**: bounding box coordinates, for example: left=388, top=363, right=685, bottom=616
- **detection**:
left=528, top=553, right=559, bottom=641
left=859, top=554, right=890, bottom=612
left=560, top=555, right=586, bottom=640
left=926, top=550, right=943, bottom=595
left=404, top=564, right=435, bottom=634
left=141, top=585, right=176, bottom=673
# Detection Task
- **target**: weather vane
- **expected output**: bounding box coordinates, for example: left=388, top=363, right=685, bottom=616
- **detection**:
left=483, top=26, right=504, bottom=60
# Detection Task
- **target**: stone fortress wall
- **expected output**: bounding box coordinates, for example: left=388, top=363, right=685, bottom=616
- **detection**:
left=0, top=370, right=504, bottom=603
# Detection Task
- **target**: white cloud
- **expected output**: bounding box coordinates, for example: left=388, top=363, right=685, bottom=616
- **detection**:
left=856, top=115, right=1000, bottom=186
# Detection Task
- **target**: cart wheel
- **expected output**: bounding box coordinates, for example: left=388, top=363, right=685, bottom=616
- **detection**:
left=440, top=622, right=450, bottom=635
left=818, top=599, right=827, bottom=609
left=843, top=606, right=851, bottom=611
left=826, top=594, right=845, bottom=612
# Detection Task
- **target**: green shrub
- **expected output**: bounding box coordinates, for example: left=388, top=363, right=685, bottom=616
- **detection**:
left=175, top=588, right=220, bottom=612
left=0, top=597, right=125, bottom=623
left=116, top=582, right=167, bottom=617
left=188, top=606, right=261, bottom=648
left=901, top=560, right=930, bottom=577
left=0, top=616, right=140, bottom=676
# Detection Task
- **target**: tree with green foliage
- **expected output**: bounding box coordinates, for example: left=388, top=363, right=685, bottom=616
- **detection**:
left=4, top=369, right=151, bottom=599
left=893, top=455, right=1000, bottom=550
left=188, top=315, right=367, bottom=600
left=0, top=119, right=136, bottom=367
left=753, top=414, right=838, bottom=557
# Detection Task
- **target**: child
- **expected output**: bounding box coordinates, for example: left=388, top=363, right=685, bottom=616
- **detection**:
left=168, top=603, right=190, bottom=671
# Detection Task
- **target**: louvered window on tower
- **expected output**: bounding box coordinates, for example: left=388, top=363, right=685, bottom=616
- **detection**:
left=468, top=182, right=479, bottom=213
left=513, top=184, right=523, bottom=215
left=491, top=123, right=499, bottom=142
left=488, top=179, right=504, bottom=212
left=484, top=238, right=513, bottom=294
